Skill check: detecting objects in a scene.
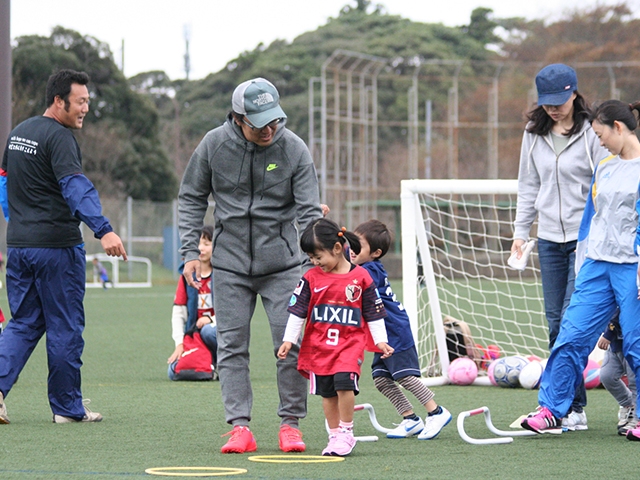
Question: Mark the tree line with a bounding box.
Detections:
[8,1,640,200]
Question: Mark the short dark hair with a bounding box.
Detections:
[300,218,360,255]
[354,219,391,259]
[45,69,90,107]
[201,225,214,241]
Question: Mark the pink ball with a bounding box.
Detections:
[448,357,478,385]
[583,359,601,389]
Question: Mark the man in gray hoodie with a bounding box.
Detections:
[178,78,322,454]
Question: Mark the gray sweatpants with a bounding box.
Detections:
[600,348,637,408]
[213,266,307,426]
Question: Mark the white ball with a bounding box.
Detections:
[448,357,478,385]
[519,360,544,389]
[492,356,528,388]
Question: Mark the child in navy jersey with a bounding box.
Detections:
[278,218,393,456]
[351,219,451,440]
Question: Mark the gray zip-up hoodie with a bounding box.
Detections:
[513,121,609,243]
[178,115,322,276]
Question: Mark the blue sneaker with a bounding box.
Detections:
[386,417,425,438]
[418,407,452,440]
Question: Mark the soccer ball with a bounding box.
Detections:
[492,356,529,388]
[583,359,601,389]
[519,360,544,389]
[448,357,478,385]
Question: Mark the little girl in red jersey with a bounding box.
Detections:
[278,218,393,457]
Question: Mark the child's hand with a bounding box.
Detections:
[196,315,213,329]
[168,344,184,364]
[597,335,610,350]
[377,342,394,359]
[278,342,292,359]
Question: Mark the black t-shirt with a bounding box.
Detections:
[2,116,83,247]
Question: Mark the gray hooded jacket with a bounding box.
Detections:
[178,115,322,276]
[514,121,609,243]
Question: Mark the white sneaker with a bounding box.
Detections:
[618,406,637,435]
[417,407,452,440]
[562,410,587,431]
[386,417,425,438]
[0,391,9,424]
[53,400,102,423]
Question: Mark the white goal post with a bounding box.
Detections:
[86,253,152,288]
[401,179,548,386]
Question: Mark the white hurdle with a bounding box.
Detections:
[325,403,393,442]
[458,406,537,445]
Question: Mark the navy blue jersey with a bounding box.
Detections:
[360,260,415,354]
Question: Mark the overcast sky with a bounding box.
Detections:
[9,0,635,80]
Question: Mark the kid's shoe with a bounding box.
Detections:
[322,434,339,456]
[562,410,588,431]
[328,431,356,457]
[521,406,562,434]
[618,405,636,433]
[53,400,102,423]
[417,407,451,440]
[279,424,306,452]
[0,392,9,424]
[619,407,638,436]
[386,417,425,438]
[626,426,640,441]
[220,426,257,454]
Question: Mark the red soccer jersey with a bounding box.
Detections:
[287,265,386,377]
[173,273,214,318]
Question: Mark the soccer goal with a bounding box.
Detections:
[400,179,548,386]
[86,253,152,288]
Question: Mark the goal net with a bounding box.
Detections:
[400,179,548,386]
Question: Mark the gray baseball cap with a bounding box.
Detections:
[232,78,287,128]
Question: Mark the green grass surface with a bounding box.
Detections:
[0,284,636,479]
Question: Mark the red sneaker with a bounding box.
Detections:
[220,426,257,454]
[279,424,306,452]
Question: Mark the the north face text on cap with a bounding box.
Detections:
[253,92,275,107]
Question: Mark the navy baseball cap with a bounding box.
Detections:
[232,78,287,128]
[535,64,578,106]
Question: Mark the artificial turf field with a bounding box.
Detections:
[0,278,637,479]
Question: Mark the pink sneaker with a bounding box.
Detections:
[220,426,257,454]
[326,431,356,457]
[521,406,562,434]
[279,424,306,452]
[626,426,640,441]
[322,434,338,456]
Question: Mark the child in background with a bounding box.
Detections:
[278,218,393,457]
[168,225,217,380]
[351,219,452,440]
[92,257,112,289]
[597,309,638,435]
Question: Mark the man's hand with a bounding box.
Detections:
[183,259,201,289]
[100,232,127,260]
[321,204,330,217]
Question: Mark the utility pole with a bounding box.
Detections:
[0,0,11,146]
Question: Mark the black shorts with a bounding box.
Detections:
[310,372,360,398]
[371,347,421,380]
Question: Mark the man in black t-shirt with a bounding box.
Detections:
[0,69,127,424]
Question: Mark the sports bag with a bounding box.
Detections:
[173,331,213,381]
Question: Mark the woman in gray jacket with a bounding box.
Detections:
[511,64,608,431]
